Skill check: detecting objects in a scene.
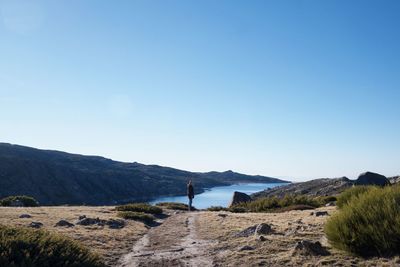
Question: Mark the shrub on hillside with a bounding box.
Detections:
[234,195,320,212]
[155,202,193,211]
[315,195,337,205]
[115,203,162,214]
[207,206,228,212]
[0,195,39,207]
[336,186,372,209]
[325,186,400,257]
[0,224,104,267]
[117,211,155,224]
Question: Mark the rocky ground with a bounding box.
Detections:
[2,206,400,266]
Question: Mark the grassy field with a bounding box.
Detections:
[0,206,147,266]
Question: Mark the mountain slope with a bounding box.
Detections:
[0,143,288,205]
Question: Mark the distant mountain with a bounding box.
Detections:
[0,143,288,205]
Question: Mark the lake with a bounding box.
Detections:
[149,183,288,209]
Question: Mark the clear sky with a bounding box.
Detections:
[1,0,399,181]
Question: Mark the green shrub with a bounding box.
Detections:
[0,195,39,207]
[228,207,247,213]
[316,195,337,205]
[276,204,317,212]
[115,203,162,214]
[234,195,320,212]
[117,211,155,224]
[207,206,228,212]
[155,202,191,211]
[0,224,104,267]
[336,186,372,209]
[325,186,400,257]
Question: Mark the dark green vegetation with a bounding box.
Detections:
[0,195,39,207]
[117,211,155,224]
[0,224,105,267]
[233,195,321,212]
[0,143,287,205]
[155,202,190,210]
[325,185,400,257]
[115,203,162,214]
[207,206,228,212]
[336,186,372,209]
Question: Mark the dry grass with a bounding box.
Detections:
[196,207,400,267]
[0,206,147,266]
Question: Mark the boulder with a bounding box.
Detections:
[315,211,329,217]
[239,245,255,251]
[107,219,125,229]
[19,214,32,218]
[293,240,330,256]
[29,222,43,228]
[228,191,251,207]
[257,235,267,241]
[255,223,273,235]
[76,217,106,226]
[55,220,74,227]
[234,225,258,238]
[78,215,87,220]
[355,172,389,186]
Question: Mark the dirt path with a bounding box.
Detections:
[118,212,214,267]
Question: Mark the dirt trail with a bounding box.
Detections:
[118,212,214,267]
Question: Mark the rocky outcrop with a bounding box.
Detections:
[55,220,74,227]
[229,191,251,207]
[19,214,32,218]
[355,172,389,186]
[28,222,43,228]
[292,240,330,256]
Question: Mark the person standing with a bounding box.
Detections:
[187,180,194,211]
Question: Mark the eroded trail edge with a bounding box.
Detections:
[119,212,214,267]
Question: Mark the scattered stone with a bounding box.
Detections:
[234,225,258,237]
[55,220,74,227]
[325,202,336,207]
[295,219,303,224]
[76,217,106,226]
[315,211,329,217]
[19,214,32,218]
[29,222,43,228]
[228,191,252,207]
[310,212,314,216]
[255,223,273,235]
[218,213,228,218]
[258,235,267,241]
[239,245,255,251]
[78,215,86,220]
[107,219,125,229]
[293,240,330,256]
[355,171,389,186]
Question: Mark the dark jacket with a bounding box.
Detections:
[187,184,194,199]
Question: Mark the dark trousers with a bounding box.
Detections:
[188,197,193,211]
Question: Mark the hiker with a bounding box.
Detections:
[187,180,194,211]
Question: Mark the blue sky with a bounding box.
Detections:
[1,0,399,181]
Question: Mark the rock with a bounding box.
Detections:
[107,219,125,229]
[19,214,32,218]
[255,223,273,235]
[217,213,228,218]
[325,202,336,207]
[315,211,329,217]
[310,212,314,216]
[234,225,258,237]
[29,222,43,228]
[239,245,255,251]
[78,215,86,220]
[258,235,267,241]
[76,217,106,226]
[228,191,252,207]
[293,240,330,256]
[55,220,74,227]
[355,172,389,186]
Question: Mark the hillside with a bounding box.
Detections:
[0,143,287,205]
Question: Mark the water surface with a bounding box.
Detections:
[150,183,288,209]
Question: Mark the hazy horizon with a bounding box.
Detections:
[1,1,400,181]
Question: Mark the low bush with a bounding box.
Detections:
[228,207,247,213]
[117,211,155,224]
[336,186,372,209]
[155,202,192,211]
[315,195,337,205]
[276,204,317,212]
[0,224,104,267]
[234,195,320,212]
[325,186,400,257]
[115,203,162,214]
[0,195,39,207]
[207,206,228,212]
